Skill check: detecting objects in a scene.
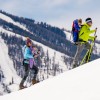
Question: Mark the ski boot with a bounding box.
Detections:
[72,63,79,69]
[19,83,27,90]
[32,79,39,85]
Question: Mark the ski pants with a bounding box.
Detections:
[73,42,91,67]
[20,63,39,85]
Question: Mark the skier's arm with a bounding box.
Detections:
[87,30,95,35]
[89,36,97,41]
[89,36,95,41]
[34,51,40,58]
[89,28,97,39]
[34,54,39,58]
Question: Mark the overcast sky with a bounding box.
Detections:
[0,0,100,30]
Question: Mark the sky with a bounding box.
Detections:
[0,0,100,30]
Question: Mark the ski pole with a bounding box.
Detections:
[86,43,93,63]
[85,28,97,63]
[94,28,97,36]
[80,48,90,65]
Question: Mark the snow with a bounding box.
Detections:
[93,43,100,55]
[7,84,19,92]
[0,59,100,100]
[0,36,21,85]
[64,31,73,42]
[0,85,4,95]
[0,13,30,33]
[0,27,21,37]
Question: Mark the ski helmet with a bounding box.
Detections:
[85,18,92,23]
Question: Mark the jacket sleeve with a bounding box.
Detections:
[89,36,95,41]
[88,30,95,34]
[24,48,33,59]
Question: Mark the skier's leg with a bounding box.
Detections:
[85,42,91,50]
[85,43,92,63]
[20,63,29,89]
[31,65,39,85]
[32,65,39,79]
[72,43,84,68]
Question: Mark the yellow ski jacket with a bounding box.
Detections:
[79,23,95,42]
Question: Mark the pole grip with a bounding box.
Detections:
[95,28,97,36]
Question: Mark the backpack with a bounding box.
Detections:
[72,22,75,34]
[72,21,84,43]
[72,20,80,42]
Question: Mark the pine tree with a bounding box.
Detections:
[52,52,56,76]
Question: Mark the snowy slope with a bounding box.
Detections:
[0,59,100,100]
[64,30,73,41]
[0,13,69,94]
[0,85,4,95]
[0,12,30,33]
[0,36,21,85]
[0,35,21,95]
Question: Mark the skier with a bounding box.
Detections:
[72,19,82,44]
[72,18,97,68]
[20,37,39,89]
